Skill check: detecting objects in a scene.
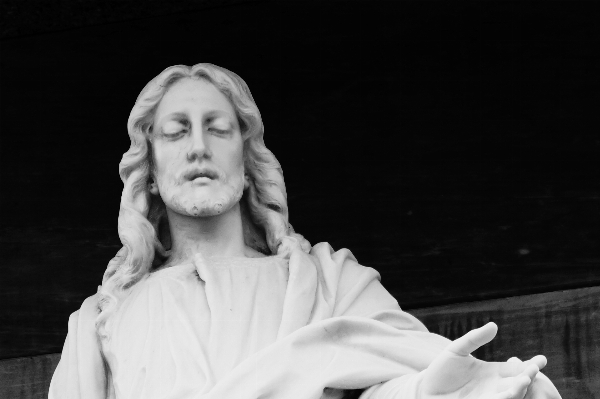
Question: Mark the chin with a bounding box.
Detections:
[167,181,244,218]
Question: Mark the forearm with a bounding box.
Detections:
[359,373,424,399]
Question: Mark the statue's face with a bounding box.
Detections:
[151,78,245,217]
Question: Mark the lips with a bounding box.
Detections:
[184,168,219,181]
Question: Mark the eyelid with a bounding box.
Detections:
[162,119,188,133]
[208,119,231,130]
[208,126,230,134]
[171,119,188,127]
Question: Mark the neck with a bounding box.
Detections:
[165,202,248,265]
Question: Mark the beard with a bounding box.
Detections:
[160,171,245,218]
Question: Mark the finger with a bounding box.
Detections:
[500,359,526,378]
[510,374,532,399]
[445,322,498,356]
[500,355,545,378]
[522,364,540,381]
[507,355,546,373]
[495,374,531,399]
[527,355,547,371]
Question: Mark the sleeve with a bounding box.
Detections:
[310,242,438,335]
[48,294,111,399]
[357,373,424,399]
[309,243,452,399]
[155,243,450,399]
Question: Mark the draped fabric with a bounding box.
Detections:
[49,243,451,399]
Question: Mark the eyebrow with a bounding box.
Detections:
[157,112,188,126]
[158,110,234,125]
[203,109,235,123]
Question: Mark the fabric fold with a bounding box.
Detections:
[198,315,448,399]
[49,243,451,399]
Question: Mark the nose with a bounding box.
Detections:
[187,126,212,162]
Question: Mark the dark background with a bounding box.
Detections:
[1,0,598,359]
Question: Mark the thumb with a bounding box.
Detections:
[446,322,498,356]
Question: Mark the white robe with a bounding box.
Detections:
[49,243,451,399]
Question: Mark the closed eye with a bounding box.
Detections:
[162,120,188,137]
[208,127,230,135]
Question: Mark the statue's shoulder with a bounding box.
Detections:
[309,242,395,316]
[81,292,101,313]
[68,293,101,322]
[61,293,101,338]
[309,242,380,280]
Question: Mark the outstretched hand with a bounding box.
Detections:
[506,357,562,399]
[420,322,558,399]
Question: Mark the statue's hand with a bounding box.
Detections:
[507,357,562,399]
[421,322,547,399]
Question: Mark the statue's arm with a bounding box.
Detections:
[326,250,560,399]
[48,294,110,399]
[357,326,561,399]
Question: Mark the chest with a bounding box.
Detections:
[102,261,290,397]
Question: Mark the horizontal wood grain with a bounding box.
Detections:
[411,286,600,398]
[1,2,599,387]
[0,354,60,399]
[1,287,597,398]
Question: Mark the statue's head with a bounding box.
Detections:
[97,64,309,337]
[148,78,246,221]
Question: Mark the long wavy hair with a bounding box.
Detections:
[96,63,311,340]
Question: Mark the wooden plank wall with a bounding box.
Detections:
[0,354,59,399]
[1,2,598,397]
[412,286,600,398]
[1,286,597,398]
[2,0,599,361]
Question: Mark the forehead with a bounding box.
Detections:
[155,78,235,119]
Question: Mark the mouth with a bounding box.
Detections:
[185,168,219,181]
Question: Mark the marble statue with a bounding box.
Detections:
[49,63,561,399]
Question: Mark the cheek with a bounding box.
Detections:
[234,146,245,169]
[232,139,245,169]
[215,139,245,174]
[153,146,187,181]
